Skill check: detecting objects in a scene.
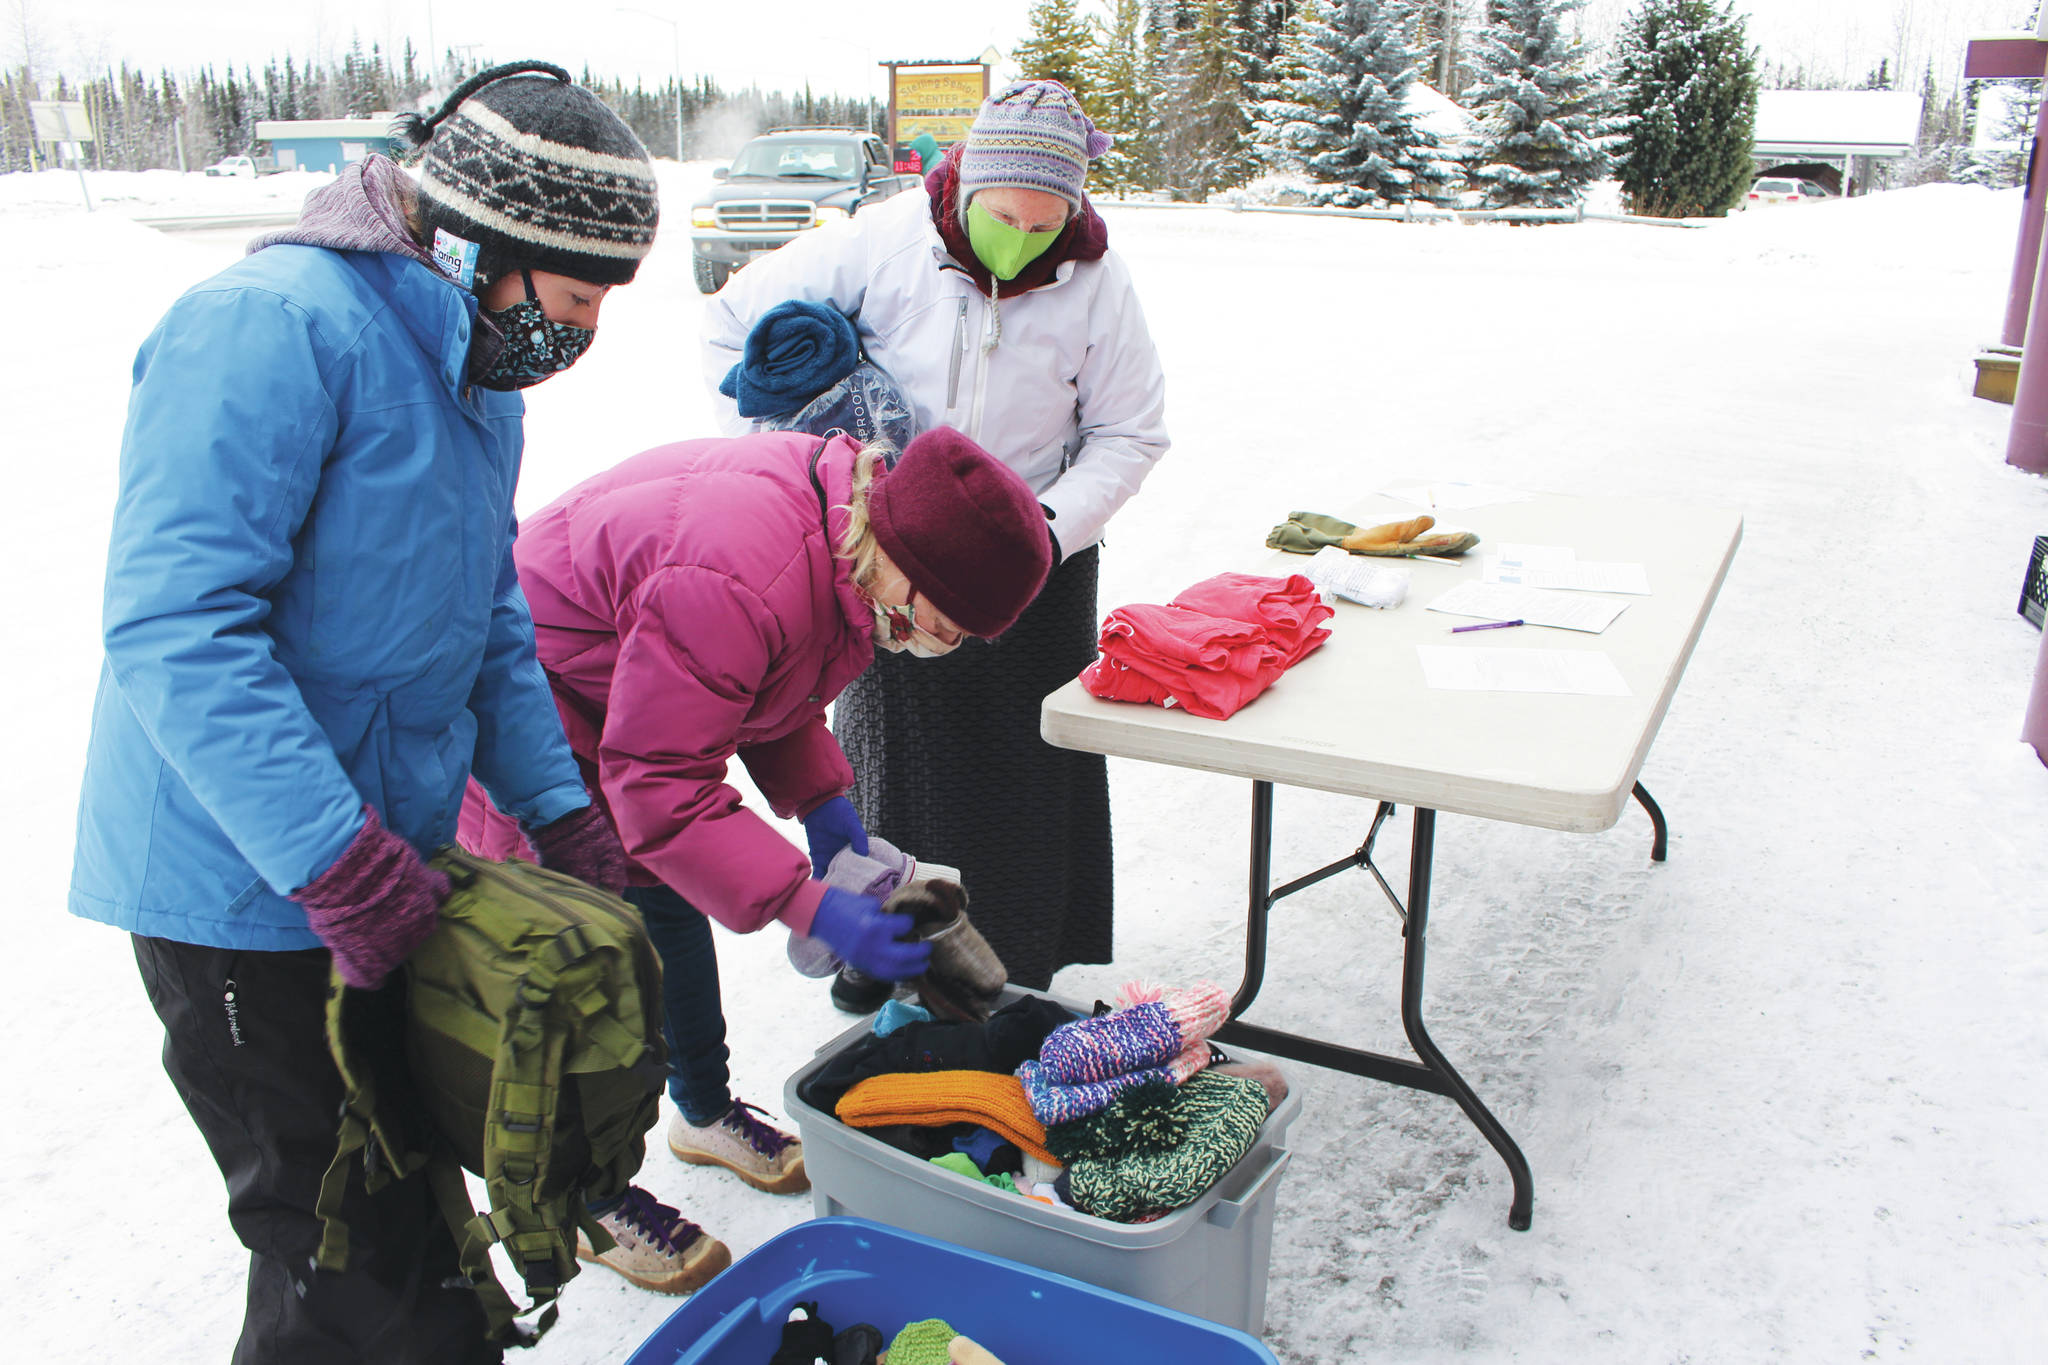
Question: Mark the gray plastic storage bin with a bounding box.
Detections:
[782,992,1301,1337]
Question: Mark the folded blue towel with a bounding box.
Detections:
[719,299,861,418]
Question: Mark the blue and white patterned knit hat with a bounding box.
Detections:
[957,79,1114,211]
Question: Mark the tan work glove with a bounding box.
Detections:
[1267,510,1480,558]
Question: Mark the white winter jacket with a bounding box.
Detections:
[702,186,1169,556]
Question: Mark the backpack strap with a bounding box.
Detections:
[314,968,432,1273]
[479,958,582,1296]
[425,1156,561,1347]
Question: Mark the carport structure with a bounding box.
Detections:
[1967,22,2048,762]
[1751,90,1924,197]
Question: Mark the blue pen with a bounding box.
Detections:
[1449,618,1525,633]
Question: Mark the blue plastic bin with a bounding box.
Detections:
[623,1216,1279,1364]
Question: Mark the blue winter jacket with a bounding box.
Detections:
[69,178,588,951]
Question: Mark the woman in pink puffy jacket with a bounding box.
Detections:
[459,425,1050,1294]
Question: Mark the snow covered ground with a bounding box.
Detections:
[3,162,2044,1363]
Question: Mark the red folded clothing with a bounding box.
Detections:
[1170,572,1333,667]
[1084,604,1284,719]
[1079,573,1332,721]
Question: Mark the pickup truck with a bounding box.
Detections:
[203,153,282,178]
[688,127,915,293]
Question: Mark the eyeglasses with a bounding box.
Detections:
[876,591,964,657]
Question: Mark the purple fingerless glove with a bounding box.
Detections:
[531,802,631,895]
[291,804,449,990]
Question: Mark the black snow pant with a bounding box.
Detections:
[133,935,499,1365]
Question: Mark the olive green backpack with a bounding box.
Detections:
[318,848,667,1345]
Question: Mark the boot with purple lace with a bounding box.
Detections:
[667,1097,808,1194]
[576,1184,731,1295]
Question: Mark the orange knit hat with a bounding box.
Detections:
[834,1070,1056,1165]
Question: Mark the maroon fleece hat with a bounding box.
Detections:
[868,427,1053,638]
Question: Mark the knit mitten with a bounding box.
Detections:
[789,836,924,978]
[1018,1036,1212,1126]
[822,835,916,898]
[1035,982,1230,1085]
[529,802,630,895]
[292,804,448,990]
[884,1319,959,1365]
[888,880,1006,1022]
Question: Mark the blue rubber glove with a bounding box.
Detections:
[801,794,871,879]
[807,888,932,982]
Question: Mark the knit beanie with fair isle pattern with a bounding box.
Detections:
[395,60,658,287]
[956,79,1113,212]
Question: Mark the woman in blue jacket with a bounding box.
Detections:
[68,64,671,1363]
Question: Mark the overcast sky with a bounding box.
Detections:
[10,1,2044,98]
[14,1,1033,97]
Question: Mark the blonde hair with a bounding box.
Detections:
[837,442,892,594]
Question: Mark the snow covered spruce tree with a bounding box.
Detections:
[1251,0,1323,174]
[1150,0,1258,199]
[1610,0,1759,218]
[1084,0,1154,195]
[1461,0,1622,209]
[1014,0,1100,105]
[1255,0,1456,207]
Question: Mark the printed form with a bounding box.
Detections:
[1425,581,1631,633]
[1416,647,1632,696]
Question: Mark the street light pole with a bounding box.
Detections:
[617,7,684,163]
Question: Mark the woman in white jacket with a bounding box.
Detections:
[703,79,1168,1003]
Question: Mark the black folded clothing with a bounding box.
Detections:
[796,993,1076,1114]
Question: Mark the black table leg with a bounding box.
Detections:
[1213,782,1535,1229]
[1633,782,1668,862]
[1396,809,1535,1231]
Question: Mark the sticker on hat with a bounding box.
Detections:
[431,228,479,289]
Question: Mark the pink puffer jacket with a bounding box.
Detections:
[458,431,874,934]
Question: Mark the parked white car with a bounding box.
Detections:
[1744,176,1830,208]
[203,155,257,179]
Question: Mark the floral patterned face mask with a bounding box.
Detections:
[871,596,962,658]
[474,269,595,391]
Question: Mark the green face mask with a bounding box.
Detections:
[966,200,1064,280]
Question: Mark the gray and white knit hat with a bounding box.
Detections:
[957,79,1113,212]
[394,61,659,287]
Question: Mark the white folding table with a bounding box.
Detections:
[1041,486,1742,1229]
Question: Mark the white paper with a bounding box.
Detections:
[1383,481,1536,511]
[1302,544,1410,607]
[1416,646,1633,696]
[1425,581,1631,633]
[1491,543,1578,570]
[1484,557,1652,595]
